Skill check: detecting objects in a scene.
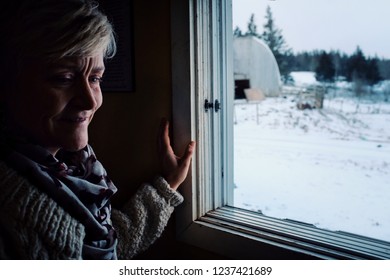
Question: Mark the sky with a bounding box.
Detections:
[232,0,390,59]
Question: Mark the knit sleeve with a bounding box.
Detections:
[111,176,184,259]
[0,162,85,260]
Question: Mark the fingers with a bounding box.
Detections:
[162,118,170,147]
[160,118,195,160]
[182,141,195,163]
[157,118,196,189]
[158,118,171,153]
[178,141,196,180]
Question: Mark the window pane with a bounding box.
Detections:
[231,0,390,242]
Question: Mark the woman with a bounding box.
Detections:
[0,0,195,259]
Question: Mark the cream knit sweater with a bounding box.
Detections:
[0,161,183,259]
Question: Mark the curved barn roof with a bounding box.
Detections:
[233,36,282,97]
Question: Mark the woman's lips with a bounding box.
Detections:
[60,116,90,124]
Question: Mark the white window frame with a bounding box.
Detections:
[170,0,390,260]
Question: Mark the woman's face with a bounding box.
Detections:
[5,54,105,155]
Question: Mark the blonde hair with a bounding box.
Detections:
[1,0,116,65]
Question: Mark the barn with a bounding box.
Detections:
[233,36,282,99]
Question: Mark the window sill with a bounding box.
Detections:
[178,206,390,260]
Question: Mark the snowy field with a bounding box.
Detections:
[233,73,390,242]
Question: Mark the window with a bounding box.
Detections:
[171,0,390,259]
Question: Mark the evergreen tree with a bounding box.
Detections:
[245,14,260,37]
[365,57,382,85]
[294,51,315,71]
[315,51,335,83]
[330,51,349,80]
[378,59,390,80]
[345,46,382,86]
[233,26,243,37]
[346,46,367,82]
[260,5,292,82]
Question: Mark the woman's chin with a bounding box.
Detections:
[60,135,89,152]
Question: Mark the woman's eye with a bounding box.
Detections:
[89,76,103,84]
[49,74,74,85]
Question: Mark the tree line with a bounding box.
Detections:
[234,6,390,86]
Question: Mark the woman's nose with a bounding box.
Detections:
[74,79,100,110]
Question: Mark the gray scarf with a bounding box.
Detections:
[1,140,118,259]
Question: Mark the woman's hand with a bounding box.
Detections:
[158,118,195,191]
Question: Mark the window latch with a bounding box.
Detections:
[204,99,221,113]
[204,99,213,112]
[214,99,221,112]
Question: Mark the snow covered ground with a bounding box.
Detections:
[233,73,390,242]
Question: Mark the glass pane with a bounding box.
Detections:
[231,0,390,242]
